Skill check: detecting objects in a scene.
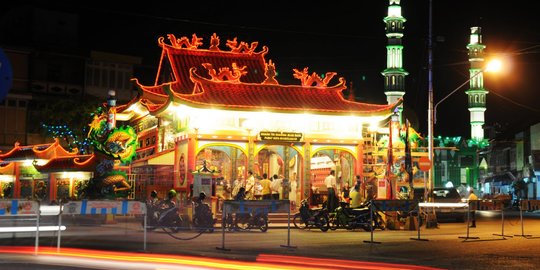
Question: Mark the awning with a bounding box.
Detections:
[483,171,516,185]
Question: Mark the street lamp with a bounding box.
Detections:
[434,59,502,124]
[428,59,501,196]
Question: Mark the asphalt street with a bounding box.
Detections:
[1,210,540,270]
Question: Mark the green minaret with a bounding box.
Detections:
[382,0,408,117]
[466,27,487,142]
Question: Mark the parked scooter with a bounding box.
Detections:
[192,192,216,232]
[224,210,269,232]
[293,199,329,232]
[330,200,385,231]
[144,190,184,233]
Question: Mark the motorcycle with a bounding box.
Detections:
[330,200,385,231]
[293,199,329,232]
[223,210,269,232]
[143,200,184,233]
[192,199,216,232]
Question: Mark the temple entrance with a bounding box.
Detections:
[195,145,247,201]
[254,145,302,207]
[310,149,356,206]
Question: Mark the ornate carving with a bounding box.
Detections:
[167,33,203,49]
[226,37,259,54]
[201,62,247,82]
[292,67,337,87]
[262,60,278,85]
[209,33,220,51]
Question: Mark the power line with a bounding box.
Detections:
[489,90,540,113]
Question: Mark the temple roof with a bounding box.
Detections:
[173,69,399,115]
[34,155,97,173]
[0,139,79,162]
[121,33,400,117]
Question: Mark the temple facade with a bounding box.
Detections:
[116,33,401,206]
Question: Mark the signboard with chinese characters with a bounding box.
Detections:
[259,131,302,142]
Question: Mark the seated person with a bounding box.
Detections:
[349,183,362,208]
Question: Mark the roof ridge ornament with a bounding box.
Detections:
[201,62,247,83]
[262,60,279,85]
[293,67,337,87]
[226,37,259,54]
[209,33,220,51]
[166,33,203,49]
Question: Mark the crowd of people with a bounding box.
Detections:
[216,170,299,209]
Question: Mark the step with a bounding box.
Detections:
[214,212,296,228]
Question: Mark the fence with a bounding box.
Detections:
[61,200,147,250]
[515,199,540,238]
[0,199,42,253]
[218,200,293,251]
[365,200,418,244]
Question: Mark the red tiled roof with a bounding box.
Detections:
[161,42,268,94]
[0,139,78,162]
[168,69,399,116]
[127,33,399,117]
[34,155,97,173]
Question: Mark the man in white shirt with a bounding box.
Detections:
[245,171,256,200]
[324,170,337,211]
[271,174,282,200]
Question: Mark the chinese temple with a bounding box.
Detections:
[115,32,402,205]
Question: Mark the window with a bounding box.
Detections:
[86,60,133,90]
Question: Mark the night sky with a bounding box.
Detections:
[2,0,540,138]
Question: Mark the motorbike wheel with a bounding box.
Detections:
[316,215,329,232]
[293,213,307,230]
[329,213,340,230]
[258,217,268,232]
[194,214,215,233]
[374,213,386,230]
[224,215,235,231]
[160,216,183,234]
[344,217,357,231]
[235,215,251,231]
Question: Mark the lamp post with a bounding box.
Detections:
[427,0,502,200]
[434,60,501,125]
[428,60,501,198]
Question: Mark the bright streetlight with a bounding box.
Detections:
[434,59,502,124]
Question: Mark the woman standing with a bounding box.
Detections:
[289,173,298,210]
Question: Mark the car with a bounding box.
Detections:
[413,187,467,222]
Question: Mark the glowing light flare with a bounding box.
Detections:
[484,59,502,73]
[256,254,442,270]
[128,103,147,116]
[0,175,15,181]
[418,202,468,208]
[0,247,324,270]
[0,226,66,232]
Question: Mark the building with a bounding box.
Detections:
[116,32,401,206]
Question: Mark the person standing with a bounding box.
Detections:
[271,174,282,200]
[324,170,337,211]
[245,171,256,200]
[260,173,272,200]
[289,174,298,210]
[468,188,479,228]
[281,178,290,200]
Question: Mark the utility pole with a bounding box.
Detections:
[426,0,438,228]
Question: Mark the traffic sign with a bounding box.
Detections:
[418,156,431,171]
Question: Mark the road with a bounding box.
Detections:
[1,210,540,270]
